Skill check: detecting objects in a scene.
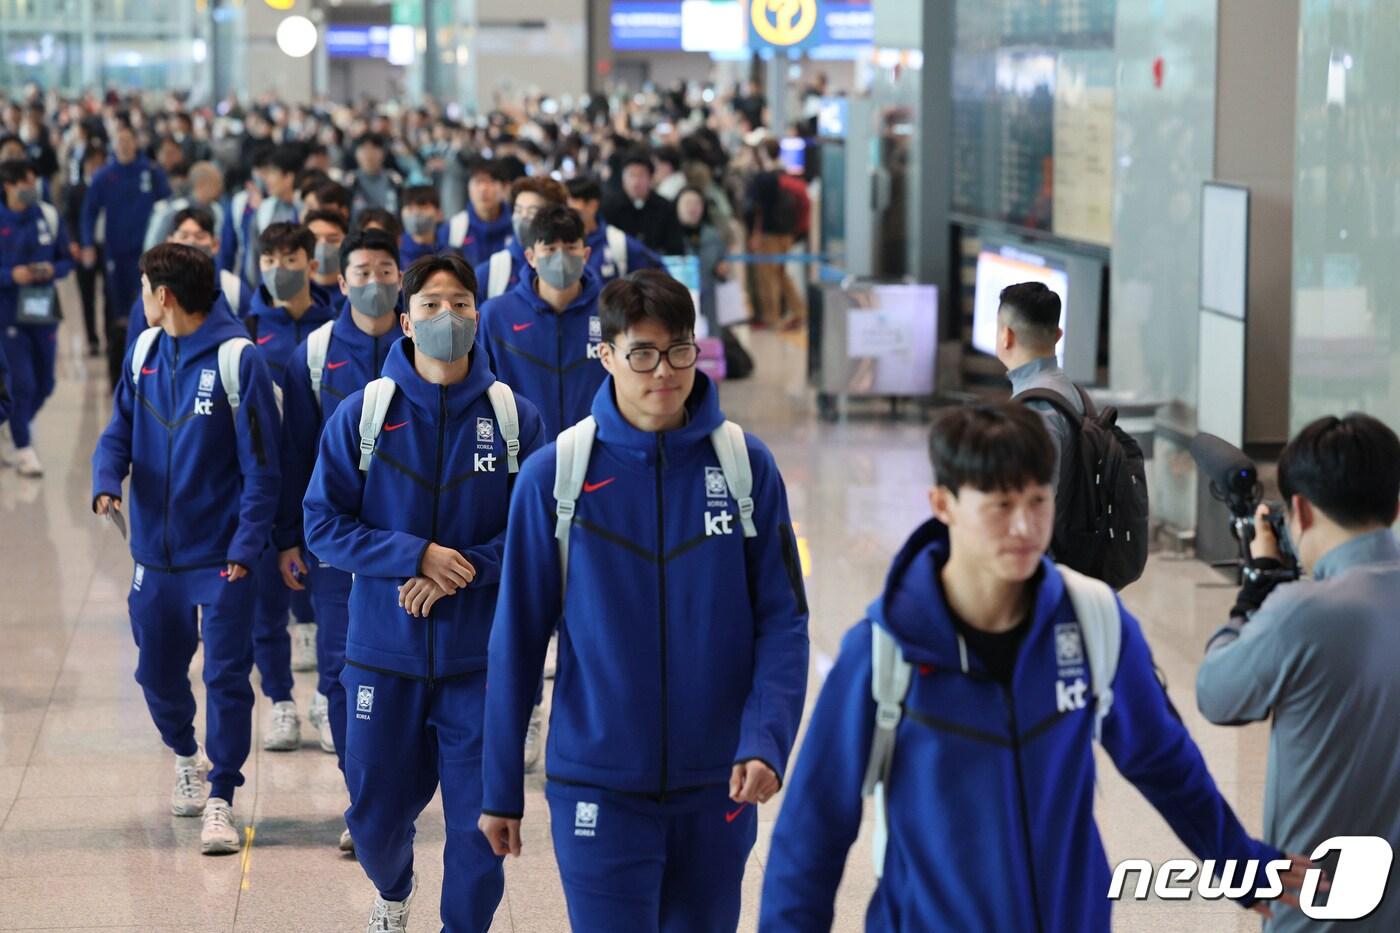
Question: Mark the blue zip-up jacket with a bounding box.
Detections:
[399,228,449,269]
[481,374,810,817]
[759,520,1281,932]
[472,238,528,298]
[476,265,605,440]
[91,307,281,571]
[302,338,546,681]
[447,204,513,267]
[586,220,666,283]
[80,157,169,254]
[243,282,337,389]
[273,307,398,552]
[0,201,74,326]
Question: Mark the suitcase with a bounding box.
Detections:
[696,336,726,382]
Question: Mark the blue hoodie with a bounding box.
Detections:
[302,338,546,681]
[448,203,513,268]
[759,520,1281,932]
[475,265,606,440]
[398,228,449,269]
[0,201,74,326]
[80,157,169,255]
[472,238,528,298]
[91,307,281,571]
[481,374,809,817]
[274,307,399,552]
[586,220,666,284]
[242,282,337,389]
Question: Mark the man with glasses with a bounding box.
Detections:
[473,176,567,301]
[479,270,810,932]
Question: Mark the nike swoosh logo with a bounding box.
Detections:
[325,360,350,370]
[513,322,534,332]
[582,478,615,493]
[256,335,275,345]
[383,421,409,432]
[140,366,158,375]
[219,569,230,578]
[725,804,748,823]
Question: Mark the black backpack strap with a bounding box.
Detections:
[1015,387,1085,429]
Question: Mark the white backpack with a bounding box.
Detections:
[860,565,1122,879]
[355,376,521,474]
[486,248,514,299]
[305,320,336,407]
[551,417,756,588]
[448,210,471,250]
[219,269,243,315]
[130,326,255,420]
[603,225,629,278]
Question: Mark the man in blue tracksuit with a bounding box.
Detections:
[304,253,545,932]
[275,229,402,830]
[399,184,448,269]
[246,222,336,748]
[91,243,280,856]
[444,158,512,267]
[1,158,72,478]
[80,122,169,383]
[472,176,568,301]
[218,143,301,292]
[566,175,666,285]
[479,271,809,932]
[759,403,1308,931]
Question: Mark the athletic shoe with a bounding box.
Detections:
[543,632,557,679]
[523,703,544,772]
[0,428,15,466]
[201,797,240,855]
[291,622,318,671]
[263,700,301,751]
[366,874,416,933]
[171,746,211,816]
[340,826,355,853]
[14,447,42,477]
[310,691,335,753]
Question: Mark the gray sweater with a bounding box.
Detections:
[1197,529,1400,932]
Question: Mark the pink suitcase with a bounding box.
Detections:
[696,336,726,382]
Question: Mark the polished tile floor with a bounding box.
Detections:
[0,304,1271,931]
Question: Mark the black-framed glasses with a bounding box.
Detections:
[612,341,699,373]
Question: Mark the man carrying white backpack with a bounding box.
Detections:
[759,403,1311,932]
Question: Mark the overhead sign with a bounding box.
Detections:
[611,2,684,51]
[747,1,871,52]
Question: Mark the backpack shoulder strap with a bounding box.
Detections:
[606,225,629,277]
[38,201,59,237]
[130,327,162,385]
[306,320,336,408]
[1015,386,1084,429]
[486,382,521,473]
[552,416,598,592]
[488,248,512,299]
[1057,564,1123,742]
[709,420,757,537]
[218,337,252,415]
[357,377,398,472]
[220,269,243,315]
[861,621,913,879]
[449,211,469,247]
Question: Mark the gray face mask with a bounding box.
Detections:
[412,310,477,363]
[404,212,437,237]
[512,216,532,245]
[314,241,341,277]
[348,281,398,319]
[16,186,39,207]
[262,267,307,303]
[535,250,585,290]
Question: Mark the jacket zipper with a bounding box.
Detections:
[555,317,565,432]
[164,340,179,567]
[427,385,446,686]
[1002,684,1046,933]
[656,433,669,800]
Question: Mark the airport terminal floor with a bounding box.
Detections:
[0,291,1272,931]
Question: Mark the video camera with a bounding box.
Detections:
[1189,433,1300,585]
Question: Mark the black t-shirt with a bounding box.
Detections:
[950,611,1029,685]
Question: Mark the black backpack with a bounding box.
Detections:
[1016,386,1149,590]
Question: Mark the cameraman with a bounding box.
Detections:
[1196,413,1400,931]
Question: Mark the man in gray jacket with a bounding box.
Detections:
[1197,413,1400,931]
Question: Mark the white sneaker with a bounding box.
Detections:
[263,700,301,751]
[201,797,240,855]
[171,746,211,817]
[523,703,544,772]
[366,874,416,933]
[340,826,355,853]
[291,622,318,671]
[13,447,42,477]
[543,632,558,679]
[310,691,336,753]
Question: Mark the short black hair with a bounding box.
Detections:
[998,282,1061,348]
[340,228,400,272]
[526,204,585,248]
[927,403,1056,495]
[0,159,35,187]
[654,145,682,170]
[295,168,330,195]
[1278,414,1400,528]
[303,208,349,233]
[258,221,315,259]
[266,143,304,176]
[599,270,695,343]
[169,205,216,237]
[402,185,440,209]
[310,181,352,213]
[140,243,215,314]
[355,132,386,151]
[565,176,601,203]
[465,156,509,182]
[621,149,655,174]
[402,253,478,303]
[353,207,401,240]
[249,142,276,169]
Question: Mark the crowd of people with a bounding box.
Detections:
[2,80,1398,933]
